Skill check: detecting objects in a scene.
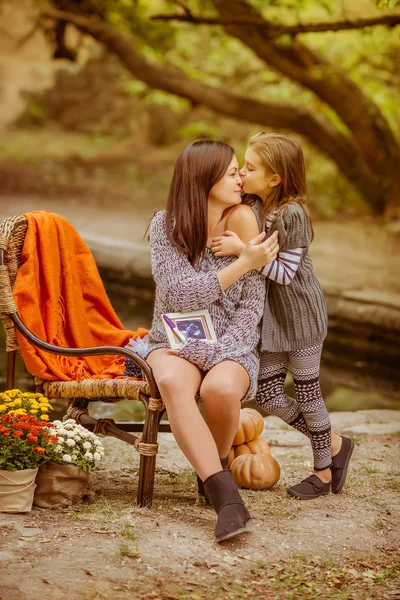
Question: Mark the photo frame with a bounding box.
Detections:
[162,309,218,350]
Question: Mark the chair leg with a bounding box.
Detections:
[136,397,162,508]
[6,350,16,390]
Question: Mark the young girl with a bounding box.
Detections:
[211,132,354,500]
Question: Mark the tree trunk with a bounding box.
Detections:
[213,0,400,215]
[46,3,399,213]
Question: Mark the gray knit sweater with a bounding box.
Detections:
[251,200,327,352]
[145,211,266,400]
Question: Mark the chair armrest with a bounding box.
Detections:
[10,312,160,398]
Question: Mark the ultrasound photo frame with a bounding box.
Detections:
[162,309,218,350]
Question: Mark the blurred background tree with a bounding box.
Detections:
[0,0,399,217]
[30,0,400,215]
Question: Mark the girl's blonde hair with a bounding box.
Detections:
[247,132,313,237]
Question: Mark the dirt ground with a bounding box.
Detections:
[1,193,400,600]
[1,411,399,600]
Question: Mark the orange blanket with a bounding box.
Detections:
[13,211,148,381]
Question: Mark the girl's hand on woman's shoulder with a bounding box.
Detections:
[211,231,245,257]
[240,231,279,270]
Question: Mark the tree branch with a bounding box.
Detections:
[212,0,400,183]
[151,12,400,37]
[41,7,382,210]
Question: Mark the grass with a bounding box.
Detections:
[118,543,140,559]
[385,478,400,492]
[119,522,138,540]
[0,129,119,161]
[373,517,386,530]
[360,462,381,475]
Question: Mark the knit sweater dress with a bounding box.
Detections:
[251,199,327,352]
[145,211,266,400]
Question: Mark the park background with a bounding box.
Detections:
[0,2,399,599]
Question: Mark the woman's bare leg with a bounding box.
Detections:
[147,348,221,481]
[200,361,250,459]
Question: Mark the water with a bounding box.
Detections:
[1,284,399,421]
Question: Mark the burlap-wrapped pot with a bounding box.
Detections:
[33,462,89,508]
[0,468,38,513]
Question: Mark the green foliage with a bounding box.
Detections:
[21,0,400,209]
[376,0,400,7]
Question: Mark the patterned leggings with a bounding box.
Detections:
[257,343,332,471]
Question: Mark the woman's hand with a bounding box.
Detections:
[240,231,279,270]
[210,231,245,257]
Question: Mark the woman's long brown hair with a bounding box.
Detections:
[247,132,314,239]
[165,140,235,265]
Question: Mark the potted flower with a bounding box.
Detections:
[0,413,59,512]
[0,389,53,421]
[34,419,105,508]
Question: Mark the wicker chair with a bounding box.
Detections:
[0,213,170,507]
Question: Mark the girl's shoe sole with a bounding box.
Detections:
[287,489,330,500]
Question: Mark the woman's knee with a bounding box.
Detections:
[200,378,241,407]
[156,372,182,395]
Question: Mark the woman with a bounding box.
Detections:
[146,140,279,543]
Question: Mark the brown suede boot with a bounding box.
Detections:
[203,469,253,543]
[197,456,229,506]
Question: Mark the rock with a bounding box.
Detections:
[14,526,44,537]
[343,423,400,435]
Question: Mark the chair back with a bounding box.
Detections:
[0,214,28,351]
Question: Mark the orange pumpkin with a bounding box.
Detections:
[230,454,280,490]
[232,408,264,446]
[235,438,271,457]
[228,437,271,467]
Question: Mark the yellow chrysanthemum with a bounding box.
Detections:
[0,405,6,411]
[40,407,49,413]
[30,409,38,414]
[12,399,22,407]
[40,414,49,421]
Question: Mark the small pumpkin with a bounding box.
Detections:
[230,454,280,490]
[232,408,265,446]
[235,438,271,458]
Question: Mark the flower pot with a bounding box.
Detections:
[0,468,39,513]
[33,461,90,508]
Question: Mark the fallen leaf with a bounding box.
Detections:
[94,530,113,534]
[39,539,52,543]
[362,570,376,579]
[347,568,360,578]
[332,578,342,589]
[19,536,37,542]
[223,555,237,565]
